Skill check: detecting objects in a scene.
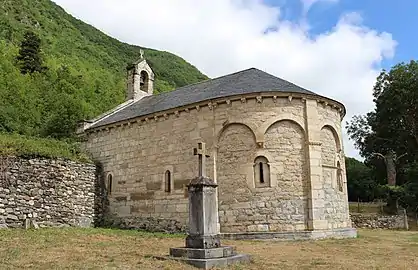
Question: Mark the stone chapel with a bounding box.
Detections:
[78,55,356,240]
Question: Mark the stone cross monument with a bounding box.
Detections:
[193,142,210,177]
[186,142,220,249]
[161,142,251,269]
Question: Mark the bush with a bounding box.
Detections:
[0,133,91,162]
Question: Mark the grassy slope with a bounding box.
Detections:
[0,133,90,162]
[0,228,417,269]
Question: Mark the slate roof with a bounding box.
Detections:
[88,68,334,129]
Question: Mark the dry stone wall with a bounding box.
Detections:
[350,213,407,229]
[0,156,96,229]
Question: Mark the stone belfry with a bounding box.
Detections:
[126,49,155,101]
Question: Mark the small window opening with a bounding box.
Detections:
[165,170,171,193]
[259,162,264,183]
[254,156,270,187]
[337,162,343,192]
[107,174,113,195]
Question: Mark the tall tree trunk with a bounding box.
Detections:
[385,152,396,186]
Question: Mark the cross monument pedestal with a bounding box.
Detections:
[159,142,251,269]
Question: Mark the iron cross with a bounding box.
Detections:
[193,142,210,177]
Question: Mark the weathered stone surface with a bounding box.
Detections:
[103,215,187,233]
[188,176,217,187]
[156,253,251,270]
[130,192,154,201]
[174,179,191,190]
[0,156,96,229]
[188,183,218,237]
[221,227,357,241]
[186,234,221,249]
[146,181,161,191]
[350,213,407,229]
[170,246,235,259]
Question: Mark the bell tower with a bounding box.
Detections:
[126,49,154,101]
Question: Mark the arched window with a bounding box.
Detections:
[140,70,149,92]
[254,156,270,187]
[107,174,113,195]
[165,170,171,193]
[337,161,343,192]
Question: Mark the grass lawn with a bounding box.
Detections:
[0,228,417,270]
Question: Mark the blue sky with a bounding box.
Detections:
[265,0,417,70]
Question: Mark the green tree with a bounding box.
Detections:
[345,157,377,201]
[42,92,85,139]
[15,31,47,74]
[347,60,418,186]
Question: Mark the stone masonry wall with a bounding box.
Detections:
[350,213,407,229]
[319,126,349,229]
[84,93,350,233]
[0,156,96,229]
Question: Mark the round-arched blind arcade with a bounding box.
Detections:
[320,126,339,167]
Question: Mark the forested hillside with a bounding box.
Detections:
[0,0,208,138]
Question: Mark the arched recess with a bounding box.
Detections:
[320,125,340,166]
[264,119,306,150]
[257,114,305,144]
[217,123,258,227]
[264,120,309,230]
[320,123,342,152]
[216,122,258,147]
[140,70,149,92]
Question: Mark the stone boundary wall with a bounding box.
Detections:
[350,213,407,229]
[0,156,97,229]
[102,215,187,233]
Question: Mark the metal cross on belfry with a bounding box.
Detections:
[193,142,210,177]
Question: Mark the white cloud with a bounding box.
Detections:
[53,0,397,160]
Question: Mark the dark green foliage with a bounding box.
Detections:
[15,31,47,74]
[346,157,418,213]
[346,61,418,212]
[347,61,418,163]
[0,133,90,162]
[345,157,377,202]
[0,0,208,139]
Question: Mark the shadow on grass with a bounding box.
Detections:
[0,227,186,241]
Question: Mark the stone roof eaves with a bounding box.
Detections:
[84,91,346,133]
